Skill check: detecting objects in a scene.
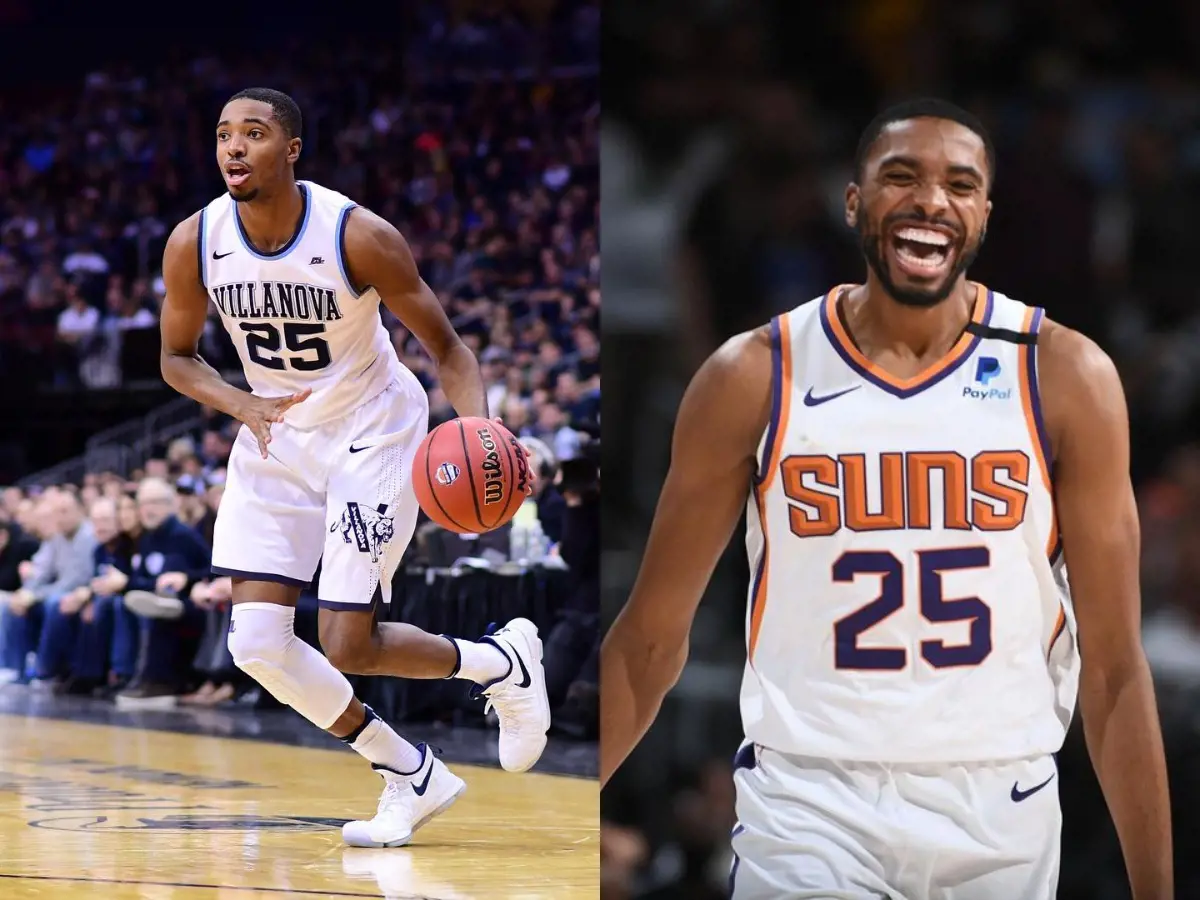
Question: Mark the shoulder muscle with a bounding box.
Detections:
[162,212,204,292]
[676,326,774,472]
[1038,319,1128,465]
[160,212,213,354]
[341,206,417,294]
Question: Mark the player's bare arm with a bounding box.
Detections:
[1040,320,1173,900]
[160,213,310,458]
[342,207,487,420]
[600,327,773,786]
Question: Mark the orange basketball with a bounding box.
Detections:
[412,417,530,534]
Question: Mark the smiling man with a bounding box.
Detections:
[601,98,1173,899]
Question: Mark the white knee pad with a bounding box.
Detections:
[228,602,354,730]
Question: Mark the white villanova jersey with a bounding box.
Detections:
[198,180,403,429]
[742,283,1079,764]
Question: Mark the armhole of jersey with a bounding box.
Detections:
[197,208,208,290]
[754,314,792,491]
[1018,305,1060,562]
[1020,306,1052,480]
[336,203,362,299]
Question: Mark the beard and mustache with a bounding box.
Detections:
[856,211,986,308]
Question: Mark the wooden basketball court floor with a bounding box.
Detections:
[0,712,598,898]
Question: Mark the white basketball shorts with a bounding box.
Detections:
[212,374,429,610]
[730,744,1061,900]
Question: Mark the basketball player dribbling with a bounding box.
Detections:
[601,99,1173,899]
[158,88,551,847]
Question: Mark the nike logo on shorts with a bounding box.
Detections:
[1010,774,1054,802]
[803,386,861,407]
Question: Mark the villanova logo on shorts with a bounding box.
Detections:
[962,356,1012,400]
[331,502,395,563]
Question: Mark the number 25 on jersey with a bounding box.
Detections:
[781,450,1031,671]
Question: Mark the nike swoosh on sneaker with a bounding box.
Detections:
[803,386,861,407]
[512,648,532,688]
[1010,774,1054,802]
[412,759,433,796]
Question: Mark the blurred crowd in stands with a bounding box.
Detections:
[0,2,599,739]
[0,420,600,731]
[603,0,1200,897]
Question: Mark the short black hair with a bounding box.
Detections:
[854,98,995,188]
[226,87,302,140]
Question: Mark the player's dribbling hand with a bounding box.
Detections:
[491,415,535,496]
[237,388,312,459]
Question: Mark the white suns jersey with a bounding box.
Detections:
[741,284,1079,764]
[198,180,403,429]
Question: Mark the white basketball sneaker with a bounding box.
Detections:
[341,744,466,848]
[476,617,552,773]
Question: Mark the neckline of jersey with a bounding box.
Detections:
[818,282,994,399]
[232,181,312,260]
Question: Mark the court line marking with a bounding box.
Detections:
[0,709,597,781]
[0,872,411,898]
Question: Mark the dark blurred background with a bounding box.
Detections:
[601,0,1200,897]
[0,4,599,481]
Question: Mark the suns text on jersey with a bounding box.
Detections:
[778,450,1031,536]
[209,281,344,322]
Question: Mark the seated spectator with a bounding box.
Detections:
[40,496,139,696]
[1,490,96,686]
[115,477,212,708]
[535,401,583,461]
[0,518,38,595]
[542,453,600,739]
[183,575,240,706]
[0,518,39,681]
[520,436,566,545]
[54,280,101,387]
[108,278,155,331]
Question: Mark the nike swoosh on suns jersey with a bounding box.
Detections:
[1010,774,1054,802]
[803,385,861,407]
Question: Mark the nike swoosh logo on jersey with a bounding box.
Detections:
[803,386,861,407]
[1010,774,1054,802]
[348,444,370,454]
[412,756,433,796]
[212,250,235,259]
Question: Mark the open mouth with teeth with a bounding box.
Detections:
[225,164,251,187]
[889,225,956,278]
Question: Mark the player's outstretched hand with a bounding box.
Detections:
[237,388,312,459]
